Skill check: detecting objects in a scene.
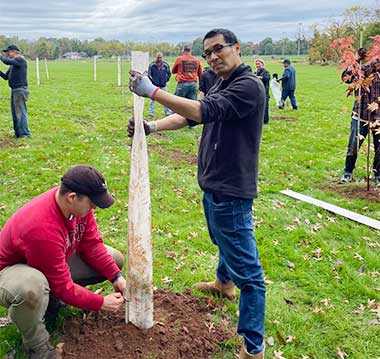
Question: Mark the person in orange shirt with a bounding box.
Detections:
[172,45,202,100]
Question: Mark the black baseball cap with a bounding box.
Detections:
[61,165,114,208]
[3,45,21,52]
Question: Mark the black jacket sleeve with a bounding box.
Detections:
[0,56,23,67]
[0,69,9,80]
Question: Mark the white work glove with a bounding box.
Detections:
[129,70,159,99]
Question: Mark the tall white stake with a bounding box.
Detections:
[44,58,49,80]
[36,57,40,85]
[117,56,121,86]
[93,56,97,81]
[127,51,153,330]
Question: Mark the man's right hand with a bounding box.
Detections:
[128,119,156,137]
[129,70,158,98]
[101,293,125,311]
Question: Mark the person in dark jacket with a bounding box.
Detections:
[148,52,171,117]
[254,58,270,123]
[199,67,218,97]
[340,48,380,185]
[278,58,297,110]
[129,28,266,359]
[0,45,31,138]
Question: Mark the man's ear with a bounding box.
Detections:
[66,192,77,204]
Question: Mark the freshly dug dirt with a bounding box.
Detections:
[321,183,380,201]
[60,289,233,359]
[0,137,18,149]
[271,116,298,122]
[151,144,197,165]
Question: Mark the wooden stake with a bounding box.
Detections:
[93,56,97,81]
[127,51,153,329]
[36,57,40,85]
[281,189,380,230]
[117,56,121,86]
[44,58,49,80]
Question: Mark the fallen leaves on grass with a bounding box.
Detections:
[337,347,347,359]
[276,330,287,345]
[267,336,275,346]
[312,248,323,260]
[354,252,364,261]
[273,350,287,359]
[287,261,296,271]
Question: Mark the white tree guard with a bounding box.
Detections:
[126,51,153,329]
[44,58,49,80]
[36,58,40,85]
[93,56,97,81]
[117,56,121,86]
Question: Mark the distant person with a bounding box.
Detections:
[340,48,380,185]
[148,52,171,117]
[270,73,282,108]
[0,45,31,138]
[172,45,202,100]
[199,66,218,97]
[0,165,126,359]
[254,59,270,124]
[278,59,297,110]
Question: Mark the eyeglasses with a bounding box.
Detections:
[202,42,236,59]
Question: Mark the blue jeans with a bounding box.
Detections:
[344,118,380,176]
[149,86,170,116]
[175,81,197,100]
[11,87,31,138]
[281,89,297,109]
[202,192,265,354]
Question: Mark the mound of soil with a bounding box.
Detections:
[321,183,380,201]
[60,289,233,359]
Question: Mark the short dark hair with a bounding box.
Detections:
[203,28,238,45]
[283,59,291,65]
[59,183,85,199]
[183,45,191,52]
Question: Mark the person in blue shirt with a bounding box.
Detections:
[278,59,297,110]
[148,52,171,117]
[0,45,31,138]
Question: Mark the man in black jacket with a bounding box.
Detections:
[129,28,266,359]
[0,45,31,138]
[199,67,218,97]
[148,52,171,117]
[254,59,270,124]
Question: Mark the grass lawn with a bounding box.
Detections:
[0,57,379,359]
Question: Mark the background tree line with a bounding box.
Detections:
[309,6,380,63]
[0,5,377,61]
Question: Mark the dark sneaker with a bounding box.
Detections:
[27,342,59,359]
[340,174,353,183]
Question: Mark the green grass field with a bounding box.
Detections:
[0,58,379,359]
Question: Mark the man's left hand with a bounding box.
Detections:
[113,276,127,301]
[129,70,158,99]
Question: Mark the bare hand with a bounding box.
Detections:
[113,276,127,300]
[101,293,125,311]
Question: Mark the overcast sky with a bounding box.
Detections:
[0,0,376,43]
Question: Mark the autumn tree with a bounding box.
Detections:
[332,35,380,189]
